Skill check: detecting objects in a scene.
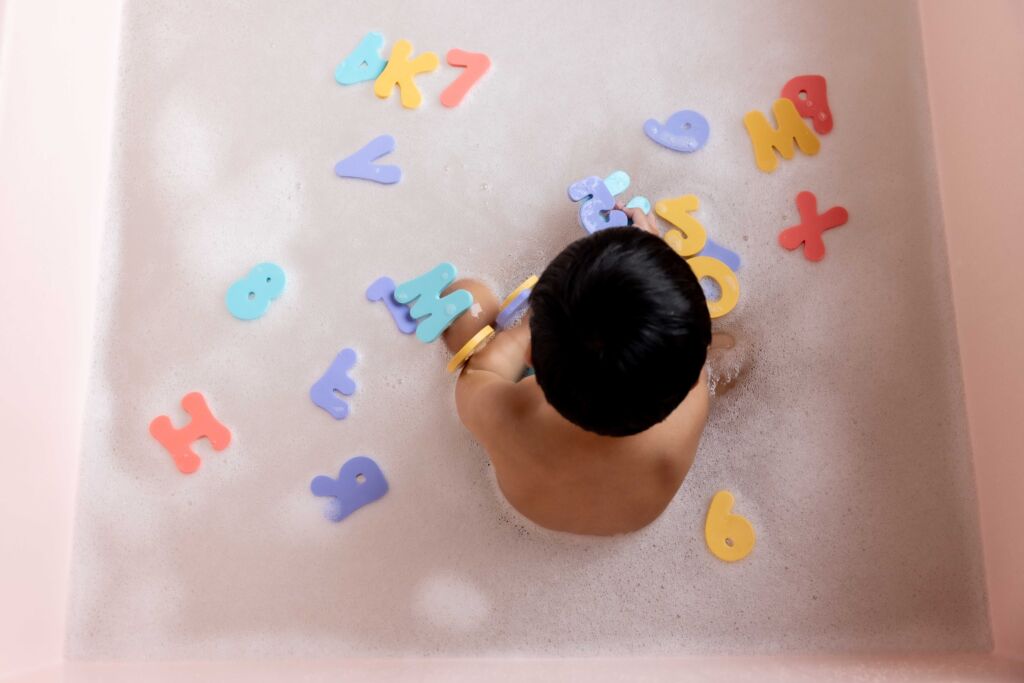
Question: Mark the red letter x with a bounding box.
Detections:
[778,191,849,262]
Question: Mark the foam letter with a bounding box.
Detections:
[601,170,650,217]
[366,276,417,334]
[781,74,833,134]
[742,98,821,173]
[643,110,710,153]
[373,39,439,109]
[311,456,388,522]
[310,348,357,420]
[149,392,231,474]
[603,170,631,197]
[625,196,651,214]
[700,238,742,272]
[334,32,388,85]
[778,191,849,261]
[393,263,473,343]
[440,48,491,108]
[334,134,401,184]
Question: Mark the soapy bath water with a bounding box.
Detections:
[66,0,989,659]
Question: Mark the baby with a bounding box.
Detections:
[442,205,712,535]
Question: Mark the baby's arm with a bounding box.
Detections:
[464,320,530,381]
[454,322,532,442]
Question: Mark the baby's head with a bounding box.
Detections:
[529,228,711,437]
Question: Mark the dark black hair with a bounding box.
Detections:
[529,228,711,437]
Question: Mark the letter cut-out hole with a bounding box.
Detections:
[700,277,722,301]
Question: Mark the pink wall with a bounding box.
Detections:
[918,0,1024,661]
[0,0,121,677]
[0,0,1022,677]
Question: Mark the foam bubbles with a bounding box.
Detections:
[413,572,491,632]
[706,331,754,397]
[151,93,221,199]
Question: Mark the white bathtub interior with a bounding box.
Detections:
[65,0,991,659]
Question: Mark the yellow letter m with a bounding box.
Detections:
[743,98,821,173]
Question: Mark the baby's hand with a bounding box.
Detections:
[616,201,659,236]
[706,331,751,397]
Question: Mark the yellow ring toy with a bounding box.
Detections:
[446,325,496,374]
[500,275,539,311]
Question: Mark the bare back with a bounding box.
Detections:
[445,278,710,536]
[459,368,709,536]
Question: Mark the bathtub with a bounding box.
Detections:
[1,0,1022,680]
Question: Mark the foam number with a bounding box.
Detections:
[335,32,388,85]
[310,456,389,522]
[334,134,401,185]
[643,109,710,153]
[778,191,849,262]
[225,263,285,321]
[568,176,628,234]
[149,392,231,474]
[373,39,439,109]
[688,256,739,319]
[655,195,708,257]
[705,490,756,562]
[309,348,357,420]
[781,74,833,134]
[440,48,491,108]
[394,263,473,343]
[743,98,821,173]
[656,195,741,271]
[366,276,417,334]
